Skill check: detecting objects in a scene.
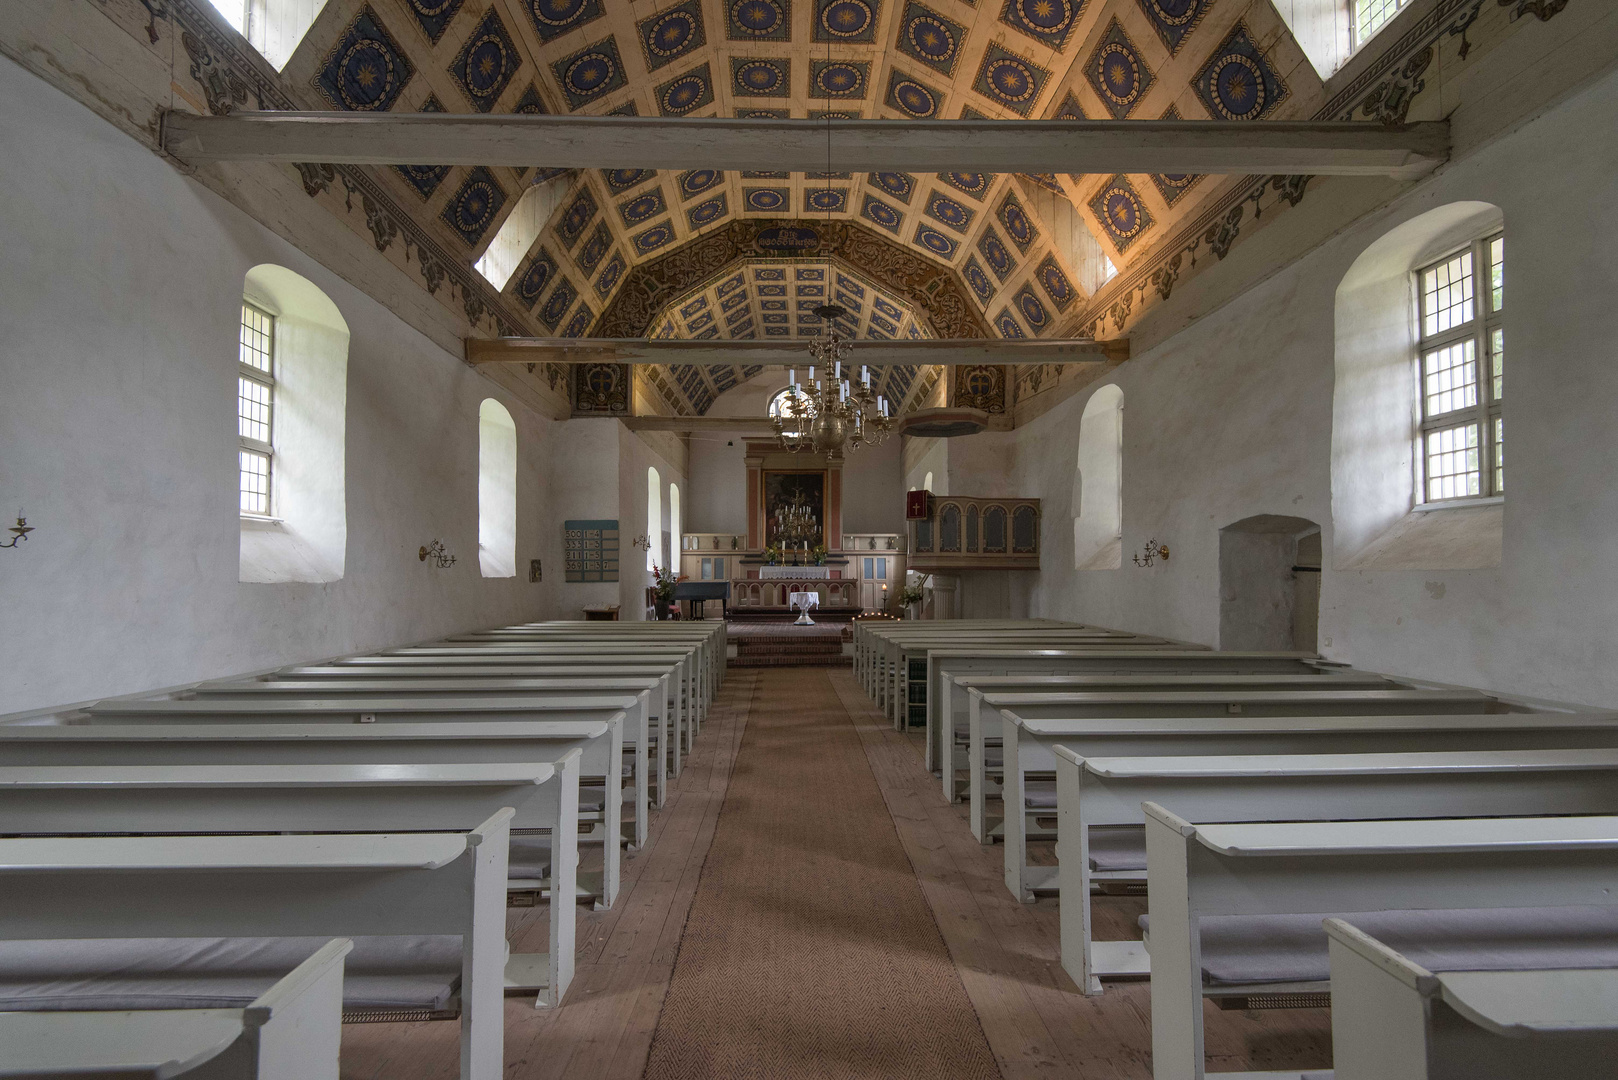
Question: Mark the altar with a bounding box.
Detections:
[760,566,830,580]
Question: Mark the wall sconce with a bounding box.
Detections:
[0,514,32,550]
[419,540,456,568]
[1133,539,1170,567]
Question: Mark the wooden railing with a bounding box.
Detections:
[907,496,1040,572]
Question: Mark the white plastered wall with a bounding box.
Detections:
[1011,60,1618,707]
[0,55,567,715]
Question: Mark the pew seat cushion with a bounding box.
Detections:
[1088,827,1146,873]
[1139,906,1618,987]
[0,936,461,1011]
[508,836,552,881]
[1024,782,1058,811]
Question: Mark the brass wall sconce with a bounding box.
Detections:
[1133,539,1170,567]
[0,515,32,550]
[419,540,456,568]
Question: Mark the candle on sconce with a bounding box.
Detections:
[834,361,841,380]
[861,365,869,385]
[788,368,795,389]
[808,366,815,383]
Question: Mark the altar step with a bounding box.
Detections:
[730,634,851,668]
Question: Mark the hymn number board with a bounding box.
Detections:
[564,519,620,582]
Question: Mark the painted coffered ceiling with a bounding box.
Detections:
[160,0,1333,415]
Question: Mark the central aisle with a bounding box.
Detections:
[642,669,1000,1079]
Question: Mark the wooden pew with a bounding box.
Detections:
[278,659,692,772]
[0,812,516,1080]
[387,639,710,719]
[1054,747,1618,993]
[0,938,353,1080]
[1325,917,1618,1080]
[462,622,725,700]
[926,650,1335,775]
[0,720,629,909]
[852,619,1070,691]
[191,676,674,807]
[869,628,1180,727]
[936,670,1396,802]
[975,686,1514,854]
[352,647,703,749]
[1142,807,1618,1080]
[80,694,651,854]
[0,756,581,1006]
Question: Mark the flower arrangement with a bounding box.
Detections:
[763,544,783,565]
[810,543,828,565]
[898,583,925,607]
[651,563,678,600]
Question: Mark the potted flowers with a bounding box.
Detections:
[763,544,782,566]
[651,563,678,620]
[811,543,828,566]
[899,582,925,620]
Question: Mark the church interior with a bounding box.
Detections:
[4,0,1618,1076]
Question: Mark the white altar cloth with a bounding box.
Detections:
[761,566,830,579]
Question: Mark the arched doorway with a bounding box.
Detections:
[1218,515,1322,651]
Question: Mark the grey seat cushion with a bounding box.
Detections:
[0,936,462,1012]
[1088,827,1146,873]
[1024,782,1057,811]
[1139,906,1618,987]
[508,835,552,881]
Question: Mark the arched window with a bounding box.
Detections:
[923,471,934,493]
[668,482,682,565]
[477,399,517,578]
[646,466,662,571]
[1332,201,1504,570]
[1073,384,1123,570]
[769,387,810,437]
[238,264,348,584]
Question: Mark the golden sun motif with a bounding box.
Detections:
[1225,71,1251,102]
[1107,60,1128,87]
[478,55,496,77]
[1032,0,1054,16]
[354,63,378,88]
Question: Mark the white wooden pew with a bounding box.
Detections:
[190,677,673,807]
[0,938,351,1080]
[1144,807,1618,1080]
[0,720,628,909]
[0,813,515,1080]
[344,648,702,750]
[384,642,706,722]
[1326,917,1618,1080]
[277,660,691,771]
[975,687,1511,852]
[873,630,1179,727]
[937,671,1395,802]
[852,619,1070,693]
[80,694,651,853]
[0,756,582,1006]
[459,624,724,702]
[926,651,1340,774]
[1056,748,1618,993]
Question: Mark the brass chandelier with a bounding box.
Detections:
[771,304,896,457]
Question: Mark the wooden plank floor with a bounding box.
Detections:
[338,666,1333,1079]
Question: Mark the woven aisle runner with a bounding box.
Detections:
[643,668,1001,1079]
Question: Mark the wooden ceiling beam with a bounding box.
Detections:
[163,112,1448,179]
[465,337,1129,366]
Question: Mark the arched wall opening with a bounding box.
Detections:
[238,263,349,584]
[477,398,517,578]
[1218,515,1322,651]
[668,482,681,567]
[1073,384,1124,571]
[646,466,662,570]
[1331,200,1504,571]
